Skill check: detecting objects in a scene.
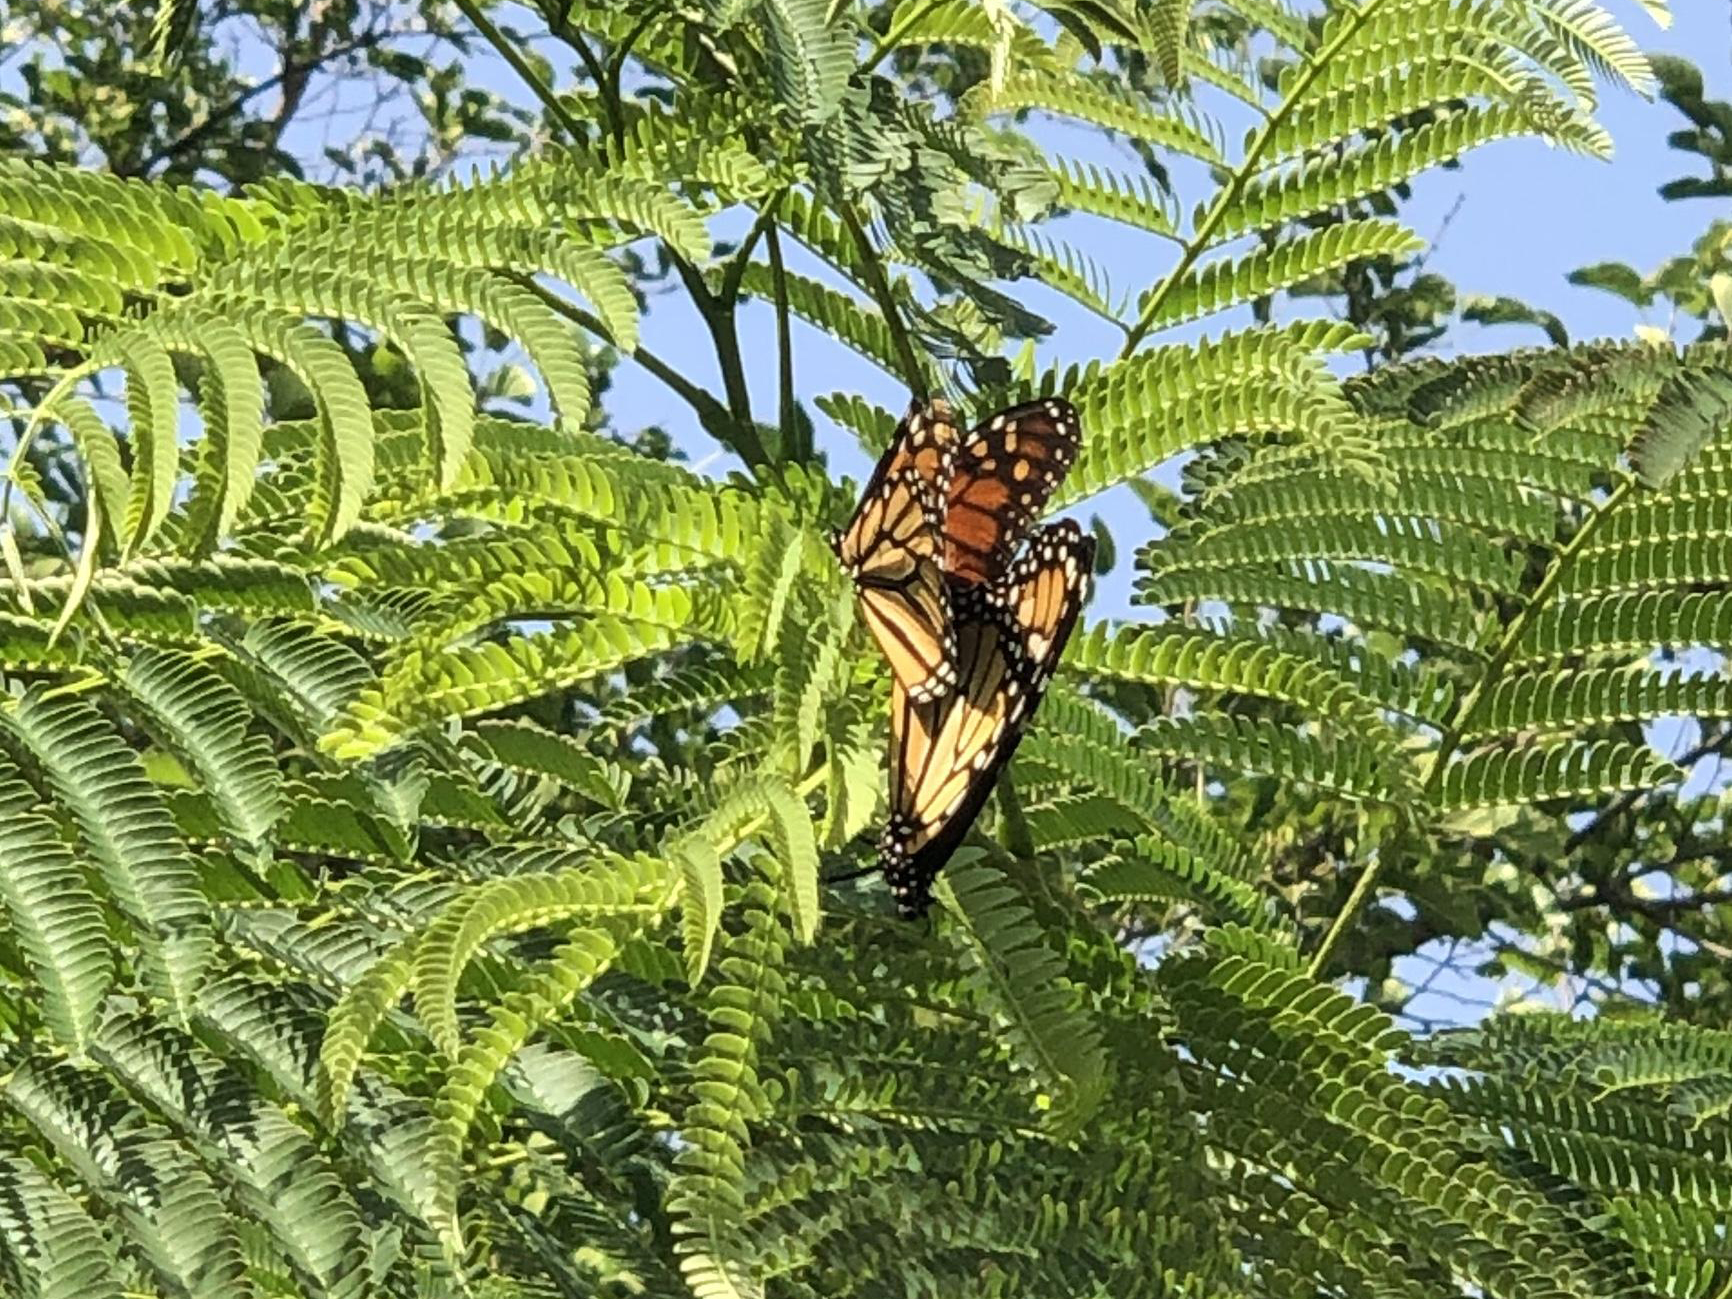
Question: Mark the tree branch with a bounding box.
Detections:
[525,281,735,436]
[862,0,947,75]
[766,222,800,459]
[473,2,766,466]
[1559,880,1732,916]
[1563,724,1732,853]
[124,29,395,176]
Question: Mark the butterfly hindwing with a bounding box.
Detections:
[833,399,962,702]
[944,397,1082,586]
[880,519,1096,917]
[853,469,958,703]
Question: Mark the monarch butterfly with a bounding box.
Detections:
[943,397,1081,586]
[832,394,1080,698]
[880,519,1096,917]
[830,399,963,702]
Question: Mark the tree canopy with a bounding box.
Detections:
[0,1,1730,1296]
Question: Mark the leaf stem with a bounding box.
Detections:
[527,282,735,436]
[996,780,1035,859]
[498,2,764,465]
[837,201,927,397]
[720,195,785,306]
[454,0,587,143]
[606,3,672,110]
[718,767,831,862]
[1119,2,1382,358]
[863,0,947,74]
[1307,475,1639,978]
[766,224,802,459]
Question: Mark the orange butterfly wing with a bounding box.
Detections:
[881,519,1095,917]
[832,400,963,702]
[944,398,1082,586]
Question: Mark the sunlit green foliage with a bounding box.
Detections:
[0,1,1728,1296]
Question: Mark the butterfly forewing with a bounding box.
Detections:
[944,397,1082,586]
[881,519,1096,917]
[833,399,962,702]
[834,398,959,565]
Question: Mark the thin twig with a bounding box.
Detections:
[554,13,621,146]
[524,280,734,433]
[862,0,947,75]
[720,197,785,305]
[1119,0,1384,357]
[1559,881,1732,916]
[1414,193,1467,272]
[1563,724,1732,852]
[766,223,799,458]
[124,30,397,176]
[481,3,767,465]
[837,201,926,397]
[606,2,673,111]
[454,0,587,142]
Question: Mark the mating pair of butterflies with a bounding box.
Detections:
[831,395,1094,917]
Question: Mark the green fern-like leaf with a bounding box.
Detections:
[0,1154,124,1299]
[117,646,282,847]
[0,688,211,1020]
[1064,322,1372,503]
[317,930,419,1126]
[1217,105,1609,242]
[1042,155,1179,238]
[769,587,850,777]
[410,854,674,1061]
[426,924,624,1260]
[1141,221,1426,332]
[1138,713,1416,806]
[1630,362,1732,488]
[939,858,1106,1128]
[0,765,111,1054]
[1137,560,1486,654]
[7,1058,249,1298]
[757,0,855,126]
[758,778,820,944]
[466,717,629,810]
[1080,835,1278,929]
[1069,622,1399,746]
[324,593,718,760]
[1518,590,1732,661]
[1467,664,1732,737]
[1435,738,1682,809]
[967,72,1223,162]
[93,1008,370,1297]
[1019,685,1259,881]
[674,835,725,985]
[668,879,786,1299]
[1533,0,1655,98]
